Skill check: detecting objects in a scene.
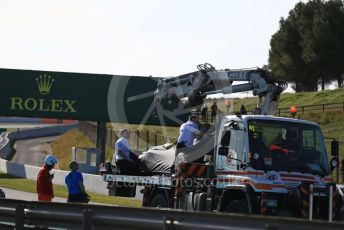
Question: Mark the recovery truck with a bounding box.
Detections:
[103,63,344,220]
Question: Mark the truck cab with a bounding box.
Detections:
[214,115,338,218]
[216,115,330,183]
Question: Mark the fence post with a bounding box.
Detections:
[15,203,24,230]
[302,106,305,113]
[128,129,131,146]
[136,130,140,152]
[96,121,107,164]
[113,130,117,143]
[308,184,314,221]
[82,209,93,230]
[328,184,334,223]
[108,129,112,148]
[155,133,158,146]
[146,130,150,150]
[343,102,344,112]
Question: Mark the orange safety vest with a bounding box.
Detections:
[269,144,289,154]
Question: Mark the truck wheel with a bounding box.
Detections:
[224,199,249,214]
[149,193,168,208]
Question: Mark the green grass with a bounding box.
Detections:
[301,112,344,182]
[51,129,95,170]
[51,129,114,170]
[210,88,344,113]
[0,173,141,207]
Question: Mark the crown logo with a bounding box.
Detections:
[36,74,54,95]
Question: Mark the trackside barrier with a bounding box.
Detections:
[301,183,337,222]
[0,199,344,230]
[0,158,109,195]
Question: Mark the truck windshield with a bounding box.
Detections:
[248,120,329,176]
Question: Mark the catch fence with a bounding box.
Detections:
[79,122,177,152]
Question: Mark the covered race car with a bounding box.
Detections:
[139,132,215,175]
[139,143,176,175]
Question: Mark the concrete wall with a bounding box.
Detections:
[0,158,108,195]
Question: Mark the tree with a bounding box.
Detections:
[269,1,319,92]
[311,0,344,88]
[269,0,344,91]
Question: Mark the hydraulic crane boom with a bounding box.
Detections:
[154,63,287,115]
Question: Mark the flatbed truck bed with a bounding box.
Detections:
[103,174,172,187]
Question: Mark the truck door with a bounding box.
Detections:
[216,121,245,171]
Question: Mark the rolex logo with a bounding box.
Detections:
[36,74,54,95]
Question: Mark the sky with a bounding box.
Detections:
[0,0,304,79]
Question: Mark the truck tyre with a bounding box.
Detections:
[149,193,168,208]
[224,199,249,214]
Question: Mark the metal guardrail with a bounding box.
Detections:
[0,198,343,230]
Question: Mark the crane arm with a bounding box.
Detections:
[154,63,287,115]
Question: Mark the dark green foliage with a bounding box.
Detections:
[269,0,344,92]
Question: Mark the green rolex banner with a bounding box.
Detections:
[0,68,188,126]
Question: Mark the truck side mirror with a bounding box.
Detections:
[330,156,339,172]
[218,146,229,156]
[331,140,339,156]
